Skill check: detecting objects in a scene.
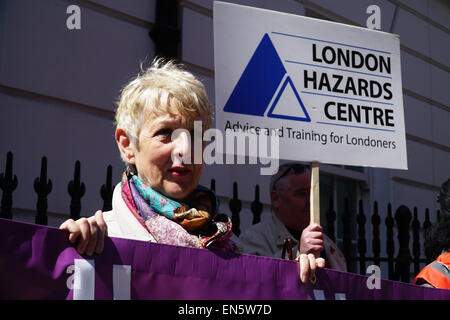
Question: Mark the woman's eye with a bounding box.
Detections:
[155,128,173,136]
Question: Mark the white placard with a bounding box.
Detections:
[214,2,407,170]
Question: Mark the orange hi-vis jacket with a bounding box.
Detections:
[414,252,450,289]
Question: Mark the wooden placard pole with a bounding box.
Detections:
[310,162,320,226]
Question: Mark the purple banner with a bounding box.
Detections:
[0,218,449,300]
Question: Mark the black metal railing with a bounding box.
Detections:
[0,152,114,223]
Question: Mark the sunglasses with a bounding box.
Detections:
[271,163,306,191]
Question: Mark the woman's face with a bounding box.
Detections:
[127,109,206,201]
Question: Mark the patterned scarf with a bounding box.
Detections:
[120,172,236,252]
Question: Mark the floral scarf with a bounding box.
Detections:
[120,172,236,252]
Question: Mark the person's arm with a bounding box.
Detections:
[59,210,107,256]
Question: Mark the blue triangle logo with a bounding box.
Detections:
[267,76,311,122]
[223,33,310,122]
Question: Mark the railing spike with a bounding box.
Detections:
[34,156,52,225]
[251,185,263,225]
[229,182,241,236]
[100,165,113,212]
[394,205,412,283]
[68,160,86,220]
[0,152,18,219]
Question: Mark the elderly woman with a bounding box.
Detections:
[59,58,323,283]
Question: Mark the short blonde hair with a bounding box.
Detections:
[115,58,212,146]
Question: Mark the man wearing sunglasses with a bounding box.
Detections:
[234,162,347,282]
